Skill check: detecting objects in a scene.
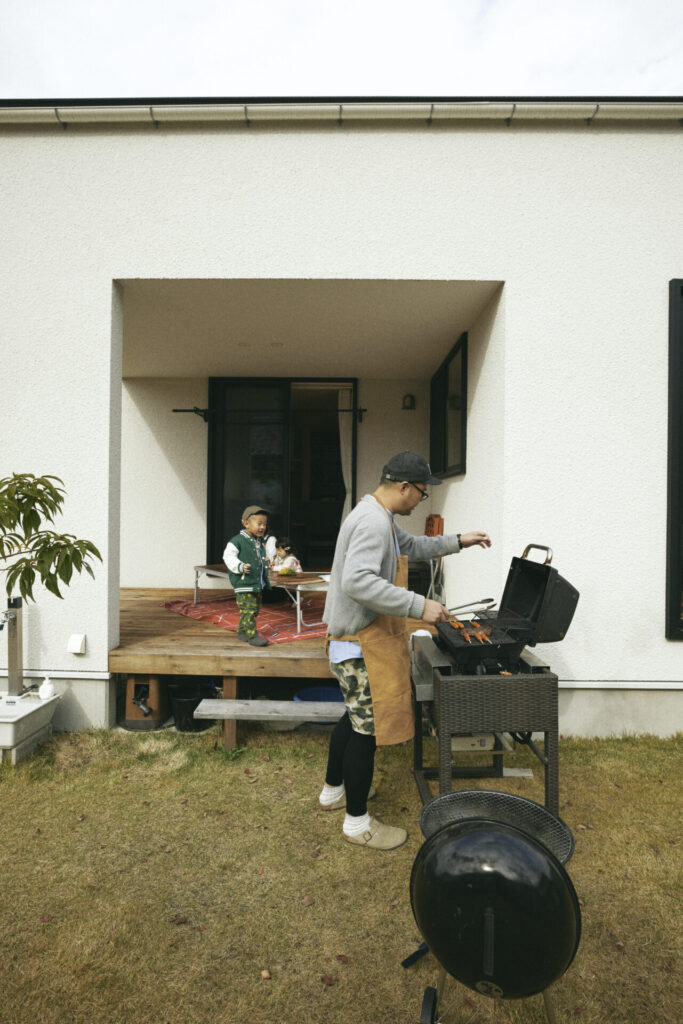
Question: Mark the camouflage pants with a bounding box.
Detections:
[235,592,262,638]
[329,658,375,736]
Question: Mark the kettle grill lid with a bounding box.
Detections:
[410,818,581,1000]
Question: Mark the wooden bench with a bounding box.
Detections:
[194,697,346,749]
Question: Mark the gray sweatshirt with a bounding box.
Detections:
[323,494,461,637]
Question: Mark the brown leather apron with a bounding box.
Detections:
[331,501,414,746]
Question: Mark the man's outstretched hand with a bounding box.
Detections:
[459,531,492,549]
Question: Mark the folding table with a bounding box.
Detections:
[192,564,329,634]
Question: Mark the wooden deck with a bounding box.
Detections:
[109,589,433,750]
[109,588,331,679]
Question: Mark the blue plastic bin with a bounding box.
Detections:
[294,685,344,724]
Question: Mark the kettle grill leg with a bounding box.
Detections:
[542,988,559,1024]
[419,986,438,1024]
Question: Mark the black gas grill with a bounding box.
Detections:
[411,545,579,815]
[435,543,579,674]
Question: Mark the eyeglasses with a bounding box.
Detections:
[409,482,429,502]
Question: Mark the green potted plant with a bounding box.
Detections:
[0,473,101,601]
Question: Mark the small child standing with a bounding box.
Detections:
[273,537,303,574]
[223,505,272,646]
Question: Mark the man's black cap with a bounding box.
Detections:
[382,451,442,485]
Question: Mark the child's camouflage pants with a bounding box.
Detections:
[235,592,262,638]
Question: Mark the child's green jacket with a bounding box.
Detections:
[223,531,272,594]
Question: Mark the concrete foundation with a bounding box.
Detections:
[0,675,679,738]
[558,686,682,738]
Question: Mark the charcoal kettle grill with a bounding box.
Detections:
[410,810,581,1022]
[405,790,579,1023]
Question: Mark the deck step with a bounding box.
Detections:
[194,698,346,722]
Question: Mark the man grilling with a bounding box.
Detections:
[318,451,491,850]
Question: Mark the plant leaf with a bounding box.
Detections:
[44,575,63,599]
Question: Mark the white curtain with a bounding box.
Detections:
[338,387,353,522]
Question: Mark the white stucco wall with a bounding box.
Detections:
[356,379,430,504]
[1,121,681,733]
[121,378,208,587]
[438,286,508,605]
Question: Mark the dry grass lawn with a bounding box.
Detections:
[0,725,680,1024]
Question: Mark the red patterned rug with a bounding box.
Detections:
[163,595,327,644]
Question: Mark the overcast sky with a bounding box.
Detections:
[1,0,681,100]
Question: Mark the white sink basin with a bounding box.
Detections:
[0,692,60,761]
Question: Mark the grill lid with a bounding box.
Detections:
[496,544,579,644]
[410,818,582,999]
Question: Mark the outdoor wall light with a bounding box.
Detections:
[402,394,416,410]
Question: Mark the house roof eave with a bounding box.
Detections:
[1,96,682,128]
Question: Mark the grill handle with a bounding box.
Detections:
[522,544,553,565]
[483,906,495,977]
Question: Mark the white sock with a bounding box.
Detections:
[319,783,345,806]
[343,811,372,837]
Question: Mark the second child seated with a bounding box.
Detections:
[272,537,303,574]
[223,505,272,647]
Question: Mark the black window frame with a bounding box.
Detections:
[430,332,468,478]
[667,280,683,639]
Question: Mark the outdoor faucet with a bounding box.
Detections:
[132,696,152,716]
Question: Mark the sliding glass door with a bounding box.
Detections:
[207,378,356,569]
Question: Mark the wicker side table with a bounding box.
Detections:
[432,669,559,815]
